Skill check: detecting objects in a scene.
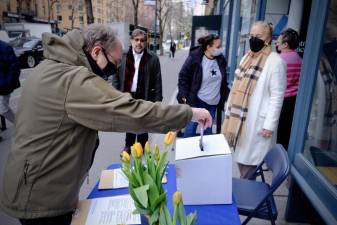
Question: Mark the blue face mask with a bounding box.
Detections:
[212,48,223,57]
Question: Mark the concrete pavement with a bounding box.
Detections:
[0,49,309,225]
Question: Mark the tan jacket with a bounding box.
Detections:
[0,30,192,219]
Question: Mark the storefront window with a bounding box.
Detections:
[304,0,337,188]
[221,0,231,55]
[236,0,257,65]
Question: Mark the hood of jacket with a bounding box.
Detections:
[42,30,92,70]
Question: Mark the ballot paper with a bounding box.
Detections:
[72,195,141,225]
[99,168,167,190]
[99,169,129,189]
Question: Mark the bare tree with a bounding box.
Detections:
[17,0,24,22]
[131,0,140,26]
[157,0,172,55]
[47,0,59,22]
[84,0,94,24]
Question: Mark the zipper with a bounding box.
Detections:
[24,160,29,185]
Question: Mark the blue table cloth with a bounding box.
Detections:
[88,164,241,225]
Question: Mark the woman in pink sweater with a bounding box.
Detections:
[276,28,302,150]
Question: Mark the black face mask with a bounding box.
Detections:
[85,49,117,80]
[101,49,117,77]
[249,37,266,52]
[275,46,281,54]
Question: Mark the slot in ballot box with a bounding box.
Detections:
[175,134,232,205]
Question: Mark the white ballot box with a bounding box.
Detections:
[175,134,232,205]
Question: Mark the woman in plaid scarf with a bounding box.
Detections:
[222,21,286,179]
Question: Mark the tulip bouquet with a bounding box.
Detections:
[121,131,197,225]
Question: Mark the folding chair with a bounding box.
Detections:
[233,144,290,225]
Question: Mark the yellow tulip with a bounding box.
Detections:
[145,141,151,154]
[121,151,130,163]
[154,144,160,161]
[133,142,143,158]
[164,131,176,145]
[131,146,137,158]
[173,191,182,205]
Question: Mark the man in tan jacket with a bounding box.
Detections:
[0,24,211,225]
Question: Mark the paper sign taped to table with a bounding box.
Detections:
[98,168,167,190]
[71,195,141,225]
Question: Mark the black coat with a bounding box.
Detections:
[0,40,20,95]
[112,49,163,102]
[177,47,229,109]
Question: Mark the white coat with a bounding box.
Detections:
[232,52,287,165]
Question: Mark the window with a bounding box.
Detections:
[68,5,72,10]
[236,0,258,65]
[57,15,62,21]
[69,16,72,20]
[56,4,62,13]
[78,4,83,11]
[303,0,337,188]
[79,16,83,22]
[97,18,101,23]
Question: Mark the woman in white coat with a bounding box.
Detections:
[222,21,286,179]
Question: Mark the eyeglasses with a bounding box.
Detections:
[133,38,145,43]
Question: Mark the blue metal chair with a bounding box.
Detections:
[233,144,290,225]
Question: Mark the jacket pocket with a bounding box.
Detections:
[4,160,30,206]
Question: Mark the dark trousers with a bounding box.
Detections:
[171,51,175,58]
[277,95,297,150]
[125,132,149,148]
[19,212,73,225]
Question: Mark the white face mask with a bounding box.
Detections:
[212,48,223,57]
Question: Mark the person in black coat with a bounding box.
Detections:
[112,29,163,153]
[0,40,20,141]
[177,34,229,137]
[170,41,176,58]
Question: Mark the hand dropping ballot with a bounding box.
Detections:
[175,134,232,205]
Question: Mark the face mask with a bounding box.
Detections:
[275,45,281,54]
[212,48,223,57]
[249,37,266,52]
[101,49,118,77]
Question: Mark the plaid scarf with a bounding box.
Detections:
[124,47,147,98]
[320,55,337,150]
[222,45,272,147]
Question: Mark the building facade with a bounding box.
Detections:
[0,0,156,34]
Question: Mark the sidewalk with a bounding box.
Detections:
[0,49,310,225]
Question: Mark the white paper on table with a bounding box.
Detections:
[175,134,231,160]
[113,168,129,188]
[85,195,141,225]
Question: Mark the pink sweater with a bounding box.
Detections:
[280,50,302,97]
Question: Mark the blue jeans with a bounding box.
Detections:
[183,98,217,138]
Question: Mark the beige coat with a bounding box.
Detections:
[232,52,286,165]
[0,30,192,219]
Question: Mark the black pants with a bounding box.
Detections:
[125,132,148,148]
[171,51,175,58]
[277,96,297,150]
[19,212,73,225]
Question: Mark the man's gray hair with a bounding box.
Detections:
[131,29,147,40]
[83,24,120,52]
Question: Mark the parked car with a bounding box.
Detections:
[9,37,43,68]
